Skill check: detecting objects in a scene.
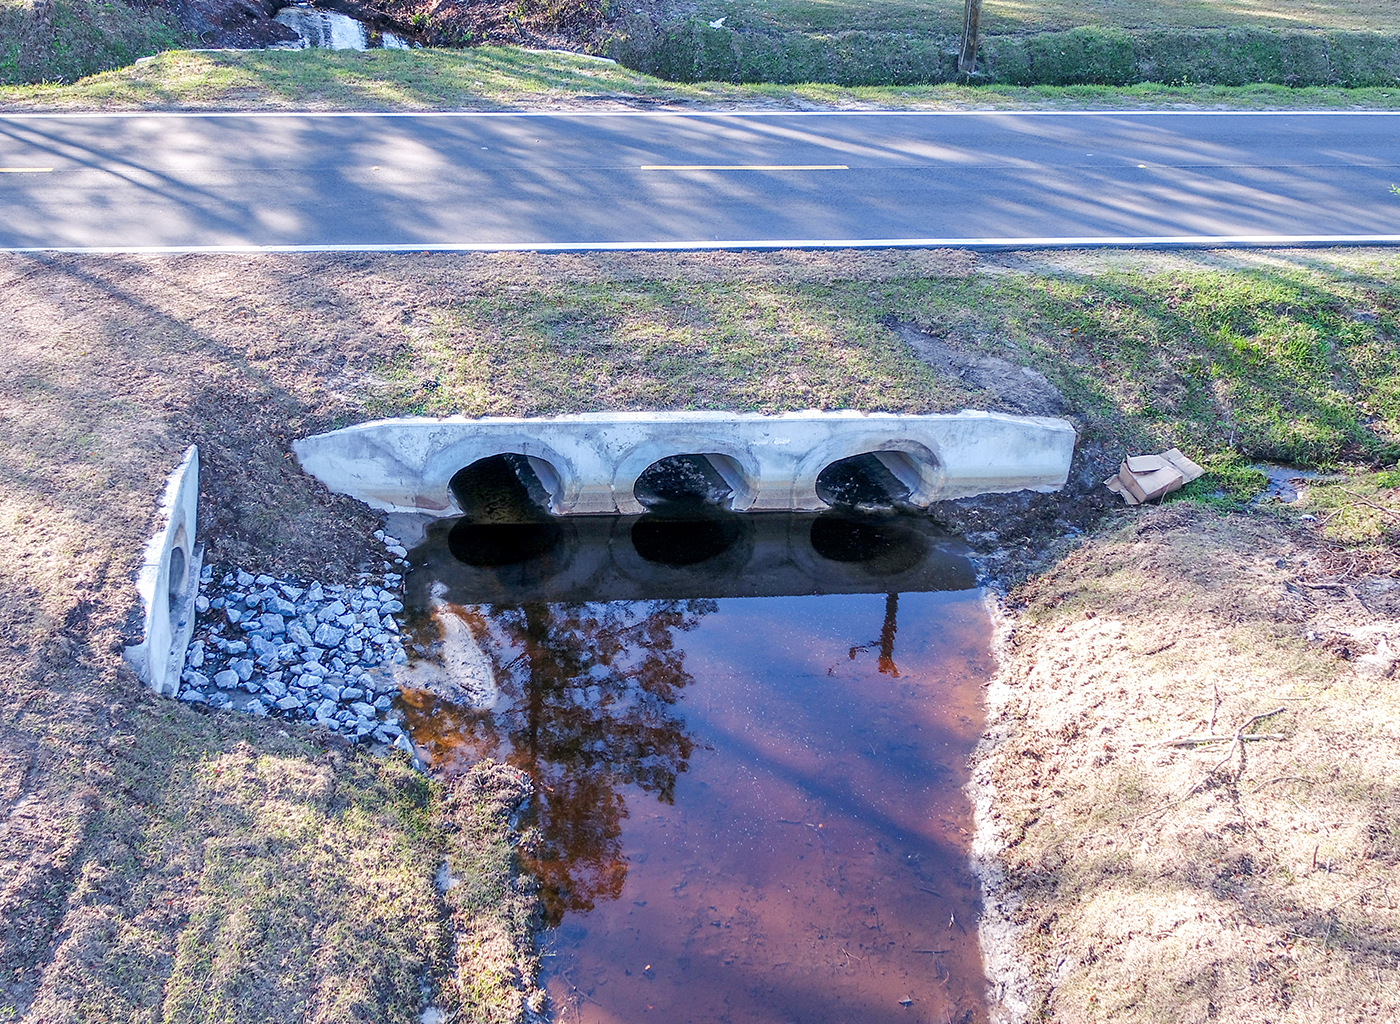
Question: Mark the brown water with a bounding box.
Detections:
[398,512,994,1024]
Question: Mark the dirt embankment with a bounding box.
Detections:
[973,503,1400,1023]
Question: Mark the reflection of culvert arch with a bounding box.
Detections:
[449,453,561,524]
[631,515,744,568]
[447,520,564,568]
[809,513,928,577]
[633,453,751,513]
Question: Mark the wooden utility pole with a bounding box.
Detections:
[958,0,983,74]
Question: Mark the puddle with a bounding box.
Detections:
[1254,463,1325,504]
[273,4,416,49]
[399,510,992,1023]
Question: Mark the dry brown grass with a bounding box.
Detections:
[975,503,1400,1022]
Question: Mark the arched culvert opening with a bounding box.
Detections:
[166,542,187,622]
[633,454,748,514]
[447,454,564,568]
[450,453,560,524]
[809,512,927,576]
[815,451,925,509]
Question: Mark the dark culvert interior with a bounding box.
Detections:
[447,454,562,568]
[816,451,917,509]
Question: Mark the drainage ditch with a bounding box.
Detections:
[150,429,1053,1022]
[395,452,995,1023]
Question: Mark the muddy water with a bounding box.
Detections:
[398,512,994,1024]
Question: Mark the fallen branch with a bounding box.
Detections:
[1160,733,1284,747]
[1339,487,1400,522]
[1183,707,1288,799]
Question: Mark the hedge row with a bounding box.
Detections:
[604,20,1400,88]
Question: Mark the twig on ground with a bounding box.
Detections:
[1183,707,1288,799]
[1160,733,1284,747]
[1339,488,1400,522]
[1344,584,1372,614]
[1251,775,1314,791]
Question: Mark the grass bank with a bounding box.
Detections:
[645,0,1399,37]
[1,246,1397,1021]
[608,0,1400,87]
[0,0,187,86]
[3,46,1400,110]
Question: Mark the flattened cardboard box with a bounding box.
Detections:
[1105,448,1205,505]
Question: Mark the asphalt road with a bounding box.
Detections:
[1,110,1398,251]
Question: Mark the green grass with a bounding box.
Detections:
[1300,468,1400,543]
[0,0,187,86]
[687,0,1400,36]
[17,702,541,1024]
[377,257,1400,500]
[2,46,1400,110]
[616,21,1400,88]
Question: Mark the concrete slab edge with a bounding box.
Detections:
[124,445,203,696]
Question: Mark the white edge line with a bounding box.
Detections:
[5,234,1400,254]
[2,108,1400,120]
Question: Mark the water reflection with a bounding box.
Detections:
[397,509,991,1022]
[410,509,973,606]
[402,598,712,925]
[848,592,901,676]
[630,514,743,567]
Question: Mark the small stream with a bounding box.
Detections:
[273,4,417,49]
[397,506,994,1023]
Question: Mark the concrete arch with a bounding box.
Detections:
[610,440,764,516]
[125,446,203,697]
[423,439,577,515]
[796,436,946,509]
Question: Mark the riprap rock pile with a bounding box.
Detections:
[177,531,416,748]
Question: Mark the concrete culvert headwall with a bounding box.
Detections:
[292,411,1077,518]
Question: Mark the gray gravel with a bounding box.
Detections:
[176,532,414,748]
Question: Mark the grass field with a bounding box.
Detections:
[3,46,1400,110]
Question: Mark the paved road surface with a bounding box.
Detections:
[0,110,1397,251]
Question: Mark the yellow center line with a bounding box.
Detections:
[0,167,54,173]
[640,163,849,171]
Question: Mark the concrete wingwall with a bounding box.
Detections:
[292,410,1077,517]
[124,445,204,697]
